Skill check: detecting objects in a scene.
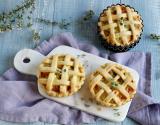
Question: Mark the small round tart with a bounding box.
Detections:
[88,63,136,107]
[98,4,143,52]
[37,54,85,97]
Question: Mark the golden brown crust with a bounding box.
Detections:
[37,54,85,97]
[98,4,143,46]
[88,63,136,107]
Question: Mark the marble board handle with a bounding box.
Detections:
[14,49,45,76]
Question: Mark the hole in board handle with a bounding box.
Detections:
[23,57,30,63]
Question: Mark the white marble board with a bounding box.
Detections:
[14,45,139,122]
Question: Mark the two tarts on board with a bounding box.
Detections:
[37,54,136,108]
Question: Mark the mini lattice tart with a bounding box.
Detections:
[98,4,143,52]
[88,63,136,107]
[37,54,85,97]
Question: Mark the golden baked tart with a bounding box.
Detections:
[98,4,143,52]
[88,63,136,107]
[37,54,85,97]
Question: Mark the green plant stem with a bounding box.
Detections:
[150,34,160,40]
[0,0,35,32]
[36,18,71,30]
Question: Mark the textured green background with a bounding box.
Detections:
[0,0,160,125]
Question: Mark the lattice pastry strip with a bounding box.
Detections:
[88,63,136,107]
[37,54,85,97]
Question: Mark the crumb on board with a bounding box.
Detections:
[81,54,86,57]
[81,97,85,101]
[97,107,101,111]
[84,103,90,107]
[96,102,100,105]
[76,54,86,58]
[113,108,119,111]
[114,112,121,116]
[77,55,81,58]
[88,97,93,102]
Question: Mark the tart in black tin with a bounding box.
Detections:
[98,4,143,52]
